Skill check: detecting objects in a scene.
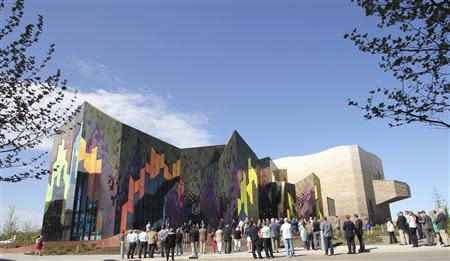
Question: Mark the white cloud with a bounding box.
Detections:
[33,58,213,150]
[72,57,111,83]
[77,89,213,148]
[36,89,213,150]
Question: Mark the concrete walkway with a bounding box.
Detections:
[1,244,449,261]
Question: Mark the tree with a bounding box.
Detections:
[345,0,449,128]
[433,186,448,210]
[1,206,18,239]
[0,0,78,182]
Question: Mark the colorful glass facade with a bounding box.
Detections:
[42,102,321,241]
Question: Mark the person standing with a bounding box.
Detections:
[261,222,274,258]
[434,209,449,246]
[127,230,138,259]
[175,228,183,255]
[35,235,44,256]
[312,217,321,250]
[183,223,190,249]
[334,216,341,231]
[321,217,334,256]
[396,212,409,245]
[280,218,295,257]
[199,225,207,254]
[138,229,149,258]
[215,227,223,254]
[210,229,217,253]
[408,211,419,247]
[189,225,200,257]
[165,228,176,261]
[148,227,158,258]
[233,226,242,252]
[306,218,314,250]
[223,224,232,254]
[353,214,365,253]
[249,223,263,259]
[431,210,443,245]
[269,219,279,253]
[343,215,356,254]
[158,226,168,257]
[245,225,252,253]
[299,221,308,250]
[365,219,373,235]
[420,211,434,246]
[386,219,397,244]
[291,218,299,236]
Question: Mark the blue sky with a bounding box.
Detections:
[1,0,448,227]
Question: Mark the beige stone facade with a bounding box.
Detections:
[274,145,410,224]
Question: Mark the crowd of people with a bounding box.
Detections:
[118,208,449,260]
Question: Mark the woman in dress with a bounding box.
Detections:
[35,235,43,256]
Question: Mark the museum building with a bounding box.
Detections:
[42,102,410,241]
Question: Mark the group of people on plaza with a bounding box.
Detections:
[386,209,449,248]
[121,208,449,260]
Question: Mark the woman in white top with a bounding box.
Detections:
[386,220,397,244]
[408,212,419,247]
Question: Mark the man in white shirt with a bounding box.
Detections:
[127,230,138,259]
[139,229,149,258]
[280,218,295,257]
[158,226,168,257]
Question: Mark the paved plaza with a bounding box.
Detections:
[1,244,449,261]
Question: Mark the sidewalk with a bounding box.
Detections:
[1,244,449,261]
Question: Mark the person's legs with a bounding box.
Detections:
[131,242,137,258]
[356,232,365,252]
[327,237,334,255]
[289,238,295,256]
[166,247,170,261]
[351,237,356,253]
[161,242,165,257]
[271,237,275,253]
[267,238,274,258]
[150,243,156,258]
[346,237,351,253]
[217,240,222,253]
[398,229,403,244]
[324,236,329,255]
[256,240,263,258]
[314,232,321,250]
[283,239,289,256]
[440,229,449,245]
[425,229,433,245]
[171,247,175,260]
[263,238,270,258]
[251,240,258,259]
[410,228,418,247]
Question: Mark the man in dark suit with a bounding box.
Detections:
[420,211,434,246]
[223,224,232,254]
[249,223,263,259]
[342,215,356,254]
[354,214,365,253]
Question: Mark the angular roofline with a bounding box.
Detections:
[275,144,381,161]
